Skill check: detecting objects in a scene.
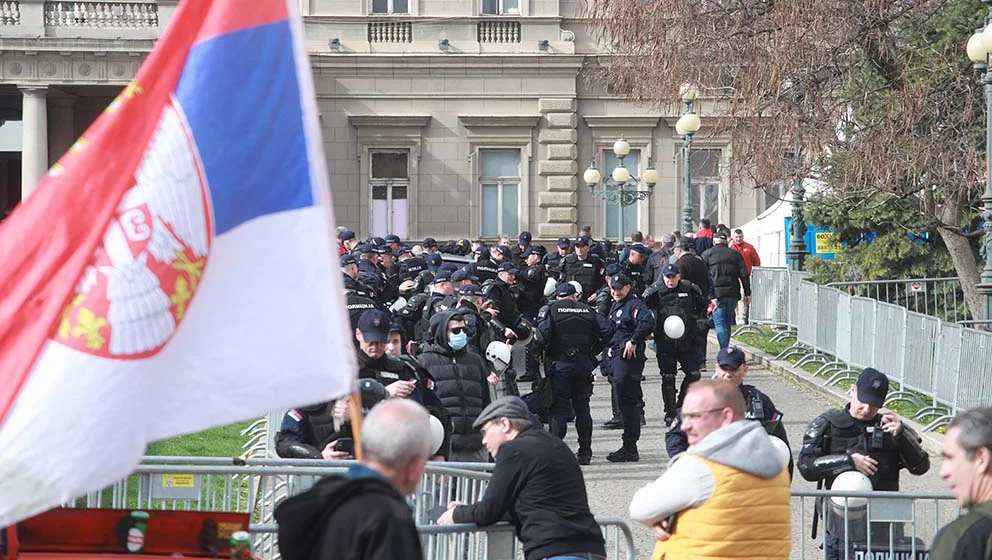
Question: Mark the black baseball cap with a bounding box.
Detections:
[498,262,518,274]
[557,237,571,249]
[610,273,631,288]
[495,246,513,258]
[384,234,401,244]
[423,237,438,248]
[432,271,453,284]
[605,263,620,276]
[457,283,484,296]
[358,378,388,413]
[340,254,357,267]
[338,230,356,242]
[629,243,650,256]
[856,368,889,407]
[717,346,746,369]
[661,263,679,276]
[357,309,391,343]
[555,282,577,297]
[355,243,373,255]
[714,231,729,240]
[574,236,590,247]
[451,269,477,283]
[518,231,532,244]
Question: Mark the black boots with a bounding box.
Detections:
[662,374,678,426]
[607,442,639,463]
[576,446,592,466]
[602,417,623,429]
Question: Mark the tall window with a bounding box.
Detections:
[604,149,639,241]
[371,0,408,14]
[689,148,721,226]
[481,0,519,15]
[480,149,520,238]
[370,150,409,239]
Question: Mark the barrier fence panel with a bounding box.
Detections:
[814,286,839,357]
[749,267,790,326]
[787,271,810,330]
[797,281,818,350]
[872,303,907,393]
[825,277,969,324]
[925,323,963,430]
[833,291,854,366]
[902,312,941,414]
[847,297,876,372]
[954,327,992,412]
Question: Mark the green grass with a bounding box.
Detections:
[734,325,947,432]
[145,421,254,457]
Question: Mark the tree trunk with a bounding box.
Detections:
[936,205,983,321]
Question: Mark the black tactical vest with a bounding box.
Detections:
[822,409,902,492]
[548,300,598,357]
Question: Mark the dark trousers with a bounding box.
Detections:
[612,355,645,443]
[549,357,594,449]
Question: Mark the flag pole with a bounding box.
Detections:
[348,392,363,461]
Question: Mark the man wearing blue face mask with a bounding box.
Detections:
[419,310,493,462]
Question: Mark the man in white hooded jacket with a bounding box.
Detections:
[629,380,791,560]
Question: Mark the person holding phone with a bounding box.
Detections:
[629,380,791,559]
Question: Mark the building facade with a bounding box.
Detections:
[0,0,776,240]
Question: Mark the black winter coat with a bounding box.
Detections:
[700,243,750,300]
[417,310,492,453]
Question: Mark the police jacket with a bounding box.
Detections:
[275,402,339,459]
[417,310,492,453]
[594,284,612,317]
[620,261,647,296]
[518,264,547,317]
[675,253,711,300]
[358,351,418,387]
[700,244,751,300]
[797,404,930,491]
[536,299,614,361]
[397,291,451,343]
[346,291,384,331]
[644,248,673,286]
[399,257,427,281]
[642,279,707,349]
[561,253,605,298]
[543,251,568,279]
[468,259,499,284]
[607,294,654,359]
[484,278,522,329]
[454,300,494,358]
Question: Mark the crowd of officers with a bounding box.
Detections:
[276,223,760,465]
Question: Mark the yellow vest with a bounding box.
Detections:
[651,454,791,560]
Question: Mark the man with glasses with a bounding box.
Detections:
[438,396,606,560]
[932,407,992,559]
[629,380,791,560]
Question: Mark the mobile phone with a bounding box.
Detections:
[665,513,678,534]
[334,437,354,455]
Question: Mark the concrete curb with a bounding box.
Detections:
[727,336,946,456]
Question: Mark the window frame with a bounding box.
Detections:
[370,0,409,16]
[478,148,522,239]
[688,147,723,227]
[368,149,411,238]
[601,148,642,242]
[480,0,520,16]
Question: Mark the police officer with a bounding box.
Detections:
[544,237,572,279]
[643,263,706,425]
[665,347,791,474]
[344,276,385,332]
[396,271,455,343]
[453,283,495,358]
[536,282,615,465]
[517,246,548,322]
[511,231,533,267]
[621,243,650,296]
[798,368,930,560]
[468,247,499,283]
[605,273,654,463]
[597,264,623,430]
[562,236,605,304]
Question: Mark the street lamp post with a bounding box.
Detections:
[676,84,702,235]
[786,175,807,272]
[583,136,660,242]
[967,8,992,322]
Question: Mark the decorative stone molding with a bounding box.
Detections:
[0,51,145,83]
[348,114,430,129]
[458,115,541,130]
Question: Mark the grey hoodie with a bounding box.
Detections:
[630,420,789,525]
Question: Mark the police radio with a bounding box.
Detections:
[867,423,885,451]
[745,394,764,421]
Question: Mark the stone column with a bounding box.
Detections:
[537,97,578,239]
[49,96,77,165]
[20,86,48,200]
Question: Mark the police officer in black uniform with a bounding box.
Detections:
[798,368,930,560]
[604,273,654,463]
[517,246,548,322]
[396,271,455,343]
[544,237,571,279]
[468,247,499,284]
[561,236,605,304]
[535,282,615,465]
[621,243,651,296]
[666,347,791,475]
[597,264,623,429]
[643,263,706,425]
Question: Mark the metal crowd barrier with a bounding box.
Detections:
[736,267,809,343]
[825,277,970,324]
[765,278,992,431]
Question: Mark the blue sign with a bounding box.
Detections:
[784,217,836,262]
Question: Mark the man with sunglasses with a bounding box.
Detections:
[630,380,791,560]
[438,396,606,560]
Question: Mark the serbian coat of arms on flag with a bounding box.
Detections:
[0,0,356,525]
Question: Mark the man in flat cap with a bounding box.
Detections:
[438,396,605,560]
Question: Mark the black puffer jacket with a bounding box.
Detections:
[417,310,492,453]
[700,243,751,300]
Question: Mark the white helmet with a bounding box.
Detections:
[663,315,686,339]
[428,414,446,456]
[829,471,872,514]
[544,278,558,297]
[485,341,512,373]
[568,281,583,299]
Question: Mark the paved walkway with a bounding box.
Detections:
[577,339,950,558]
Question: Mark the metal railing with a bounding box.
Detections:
[735,267,809,343]
[367,20,412,43]
[747,267,992,431]
[825,277,970,324]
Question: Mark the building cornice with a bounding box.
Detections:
[459,115,541,128]
[583,116,661,129]
[348,114,432,128]
[310,54,585,76]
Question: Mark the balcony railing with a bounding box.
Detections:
[45,1,159,28]
[1,1,20,25]
[477,20,521,43]
[367,21,412,43]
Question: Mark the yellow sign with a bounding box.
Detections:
[815,232,840,254]
[217,522,245,540]
[162,474,196,488]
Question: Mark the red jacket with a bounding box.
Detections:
[731,241,761,275]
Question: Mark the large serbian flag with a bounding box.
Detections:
[0,0,355,525]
